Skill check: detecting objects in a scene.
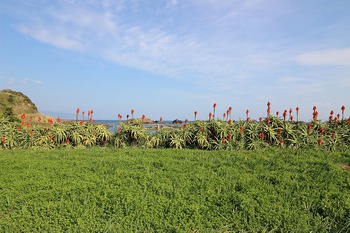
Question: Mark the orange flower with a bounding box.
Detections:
[57,117,61,123]
[221,137,226,143]
[307,123,312,132]
[1,136,6,143]
[29,130,34,137]
[259,132,264,139]
[331,133,335,139]
[118,128,122,133]
[38,116,42,122]
[199,126,203,131]
[228,134,232,140]
[279,139,284,145]
[317,139,322,146]
[66,139,70,145]
[160,117,163,122]
[17,126,21,131]
[21,113,26,119]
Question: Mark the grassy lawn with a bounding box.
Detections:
[0,148,350,232]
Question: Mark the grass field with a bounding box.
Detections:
[0,148,350,232]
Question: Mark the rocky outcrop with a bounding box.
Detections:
[172,119,182,124]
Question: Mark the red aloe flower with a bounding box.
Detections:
[266,118,271,124]
[283,110,287,121]
[278,129,282,135]
[259,132,265,139]
[26,122,30,128]
[247,117,251,122]
[131,109,134,119]
[2,136,6,143]
[76,108,80,121]
[209,112,213,120]
[267,101,271,108]
[80,120,84,125]
[142,114,146,121]
[330,110,334,116]
[213,103,217,119]
[348,117,350,125]
[29,130,34,137]
[296,107,299,122]
[276,111,279,117]
[331,133,335,139]
[317,139,322,146]
[49,135,53,141]
[239,127,244,134]
[118,128,122,133]
[228,119,233,125]
[319,128,325,134]
[228,106,232,120]
[199,126,203,131]
[313,106,317,112]
[21,113,26,119]
[341,105,345,120]
[337,113,340,120]
[223,113,226,120]
[82,111,85,121]
[126,115,129,120]
[228,134,232,140]
[279,139,284,145]
[57,117,61,123]
[259,117,263,123]
[17,126,21,131]
[185,119,188,124]
[246,109,249,119]
[160,117,163,122]
[267,107,271,117]
[38,116,42,122]
[329,115,333,122]
[183,124,187,129]
[307,123,312,132]
[194,111,198,121]
[66,139,70,145]
[221,137,226,143]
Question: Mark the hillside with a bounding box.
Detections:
[0,89,39,120]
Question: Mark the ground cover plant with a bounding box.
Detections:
[0,148,349,232]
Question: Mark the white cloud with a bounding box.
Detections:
[296,48,350,66]
[17,25,85,51]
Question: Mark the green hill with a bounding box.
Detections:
[0,89,39,121]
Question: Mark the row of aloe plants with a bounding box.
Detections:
[1,114,349,150]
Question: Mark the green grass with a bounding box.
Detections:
[0,148,350,232]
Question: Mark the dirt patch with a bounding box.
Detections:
[340,164,350,171]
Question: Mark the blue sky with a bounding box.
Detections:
[0,0,349,121]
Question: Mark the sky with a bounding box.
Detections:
[0,0,349,121]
